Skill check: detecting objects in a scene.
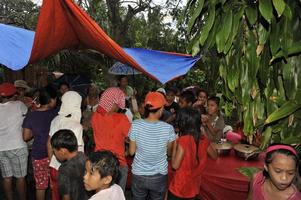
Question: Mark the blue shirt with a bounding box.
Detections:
[129,119,176,175]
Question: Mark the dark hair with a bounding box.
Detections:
[88,150,120,186]
[180,90,196,105]
[208,96,220,106]
[59,82,70,89]
[166,87,178,95]
[175,108,200,162]
[197,89,208,98]
[50,129,78,152]
[37,86,57,106]
[117,75,127,81]
[144,104,161,118]
[263,143,299,178]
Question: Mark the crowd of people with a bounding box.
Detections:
[0,76,300,200]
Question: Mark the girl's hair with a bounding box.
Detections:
[180,90,196,105]
[88,150,120,187]
[144,104,161,118]
[263,143,299,178]
[175,107,200,162]
[207,96,220,106]
[197,89,208,98]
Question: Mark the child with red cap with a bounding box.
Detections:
[129,91,176,200]
[0,83,28,200]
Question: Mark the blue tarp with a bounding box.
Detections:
[0,23,199,84]
[0,24,35,70]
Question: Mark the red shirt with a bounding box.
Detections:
[169,135,209,198]
[91,107,130,166]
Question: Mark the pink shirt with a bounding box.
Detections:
[89,184,125,200]
[252,172,301,200]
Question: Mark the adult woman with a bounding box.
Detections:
[129,91,176,200]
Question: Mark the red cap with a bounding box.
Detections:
[0,82,17,97]
[145,92,167,110]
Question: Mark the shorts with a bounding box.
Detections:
[0,147,28,178]
[32,157,50,190]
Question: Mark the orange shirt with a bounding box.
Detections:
[91,107,130,166]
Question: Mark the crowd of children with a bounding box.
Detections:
[0,77,300,200]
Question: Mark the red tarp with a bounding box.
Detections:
[29,0,155,80]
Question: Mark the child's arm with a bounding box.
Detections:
[47,136,53,160]
[22,128,33,141]
[171,140,184,170]
[129,140,136,156]
[207,143,218,160]
[247,172,257,200]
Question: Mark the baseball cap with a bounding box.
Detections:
[145,91,167,110]
[0,82,17,97]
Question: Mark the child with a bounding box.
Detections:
[178,90,196,109]
[50,129,88,200]
[47,91,84,200]
[201,96,225,142]
[22,88,58,200]
[129,91,176,200]
[168,108,203,200]
[193,89,208,114]
[84,150,125,200]
[248,144,301,200]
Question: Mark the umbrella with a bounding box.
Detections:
[108,62,141,75]
[53,73,91,97]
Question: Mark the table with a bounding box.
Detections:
[199,150,264,200]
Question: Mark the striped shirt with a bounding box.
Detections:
[129,119,176,175]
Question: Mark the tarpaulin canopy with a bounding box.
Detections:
[0,0,200,84]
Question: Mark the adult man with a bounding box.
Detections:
[0,82,28,200]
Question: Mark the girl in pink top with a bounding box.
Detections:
[248,144,301,200]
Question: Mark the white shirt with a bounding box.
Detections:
[49,115,84,170]
[0,101,27,151]
[89,184,125,200]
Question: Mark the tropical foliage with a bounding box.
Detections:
[184,0,301,148]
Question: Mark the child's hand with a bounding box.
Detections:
[201,114,208,124]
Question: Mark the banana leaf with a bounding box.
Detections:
[237,167,261,179]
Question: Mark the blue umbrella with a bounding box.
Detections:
[108,62,141,75]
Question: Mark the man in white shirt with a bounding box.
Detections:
[0,82,28,200]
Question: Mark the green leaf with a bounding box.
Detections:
[259,0,274,24]
[265,101,301,125]
[270,42,301,63]
[245,6,257,25]
[188,0,205,34]
[199,6,215,45]
[258,23,269,45]
[216,9,232,53]
[283,4,292,20]
[238,167,261,179]
[272,0,286,17]
[260,126,273,149]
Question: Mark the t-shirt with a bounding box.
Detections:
[0,101,27,151]
[204,114,225,142]
[89,184,125,200]
[58,152,88,200]
[92,107,130,166]
[49,115,84,170]
[129,119,176,175]
[251,172,301,200]
[169,135,199,198]
[22,109,57,159]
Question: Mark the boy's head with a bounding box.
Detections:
[50,129,78,162]
[84,150,120,192]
